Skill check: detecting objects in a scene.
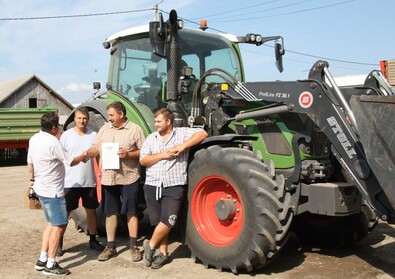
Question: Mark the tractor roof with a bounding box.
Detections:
[105,24,239,46]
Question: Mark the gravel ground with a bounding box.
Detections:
[0,165,394,279]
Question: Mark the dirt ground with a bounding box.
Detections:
[0,165,394,279]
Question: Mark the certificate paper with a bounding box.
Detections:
[102,142,120,170]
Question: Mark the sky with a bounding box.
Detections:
[0,0,394,105]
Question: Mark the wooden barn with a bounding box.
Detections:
[0,75,73,116]
[0,75,73,165]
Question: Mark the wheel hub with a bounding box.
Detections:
[215,199,237,220]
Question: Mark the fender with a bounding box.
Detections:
[63,99,110,130]
[192,134,258,154]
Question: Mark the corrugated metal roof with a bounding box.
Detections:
[0,75,34,103]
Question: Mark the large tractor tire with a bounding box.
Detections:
[95,203,107,236]
[69,204,127,236]
[292,201,378,247]
[69,207,88,233]
[186,145,293,273]
[69,205,106,235]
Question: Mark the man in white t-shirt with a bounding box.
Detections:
[28,112,86,276]
[59,106,104,254]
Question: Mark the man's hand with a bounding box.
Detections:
[79,151,89,163]
[162,149,176,159]
[82,151,89,163]
[166,145,185,158]
[118,148,128,159]
[85,145,99,158]
[70,151,88,166]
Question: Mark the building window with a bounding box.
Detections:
[29,98,37,108]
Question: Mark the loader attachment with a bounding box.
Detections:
[350,95,395,219]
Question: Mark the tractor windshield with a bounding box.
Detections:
[107,29,242,112]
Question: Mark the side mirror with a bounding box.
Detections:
[149,13,167,58]
[274,40,285,73]
[93,82,101,90]
[239,34,285,72]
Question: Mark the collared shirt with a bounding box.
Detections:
[27,131,74,198]
[60,128,97,188]
[140,127,203,188]
[95,120,145,186]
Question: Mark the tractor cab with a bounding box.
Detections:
[103,25,244,114]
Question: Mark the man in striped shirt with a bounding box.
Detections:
[140,108,208,269]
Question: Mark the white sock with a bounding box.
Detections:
[39,251,48,262]
[46,258,55,268]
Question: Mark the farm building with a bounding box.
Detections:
[0,75,73,165]
[0,75,73,115]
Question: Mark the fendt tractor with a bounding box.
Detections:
[64,9,395,273]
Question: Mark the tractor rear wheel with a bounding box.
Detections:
[69,204,127,236]
[186,145,293,273]
[292,201,378,247]
[69,206,88,233]
[69,205,106,235]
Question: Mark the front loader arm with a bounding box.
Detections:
[204,60,395,223]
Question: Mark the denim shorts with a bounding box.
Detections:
[38,195,68,226]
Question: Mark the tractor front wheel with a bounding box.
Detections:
[186,145,293,273]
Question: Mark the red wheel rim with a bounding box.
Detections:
[191,175,243,246]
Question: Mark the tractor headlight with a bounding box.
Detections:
[245,33,263,45]
[178,19,184,29]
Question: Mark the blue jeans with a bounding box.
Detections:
[38,195,68,226]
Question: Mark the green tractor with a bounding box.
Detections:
[64,9,395,273]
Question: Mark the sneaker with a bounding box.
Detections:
[130,247,142,262]
[151,253,170,269]
[42,262,70,276]
[143,239,155,267]
[35,259,47,271]
[97,246,117,261]
[89,240,105,252]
